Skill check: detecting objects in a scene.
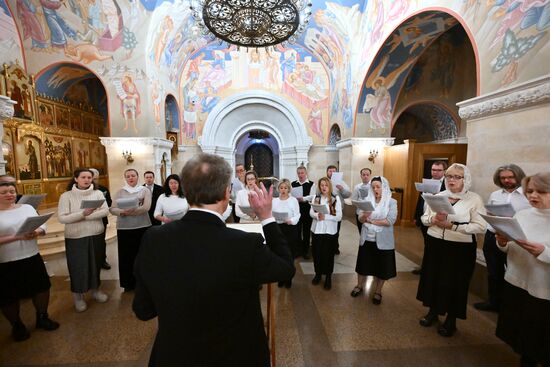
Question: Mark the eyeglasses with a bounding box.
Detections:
[445,175,463,180]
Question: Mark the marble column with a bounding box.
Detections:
[0,95,16,175]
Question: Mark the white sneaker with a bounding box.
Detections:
[92,290,108,303]
[73,293,87,312]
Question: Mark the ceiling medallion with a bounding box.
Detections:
[190,0,312,48]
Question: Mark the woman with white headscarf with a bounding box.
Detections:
[417,163,486,337]
[350,176,397,305]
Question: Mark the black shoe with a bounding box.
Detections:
[101,261,111,270]
[372,293,382,305]
[350,286,363,297]
[419,312,438,327]
[473,301,498,312]
[437,323,456,337]
[323,276,332,290]
[412,268,422,275]
[312,274,321,285]
[35,313,60,331]
[12,320,30,342]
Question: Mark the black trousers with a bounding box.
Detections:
[335,221,342,250]
[312,233,337,275]
[355,215,362,235]
[482,231,507,307]
[296,209,312,256]
[100,226,107,262]
[231,203,240,223]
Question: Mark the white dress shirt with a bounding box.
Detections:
[309,195,343,235]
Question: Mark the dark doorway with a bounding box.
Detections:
[245,143,273,178]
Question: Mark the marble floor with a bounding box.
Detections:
[1,221,519,367]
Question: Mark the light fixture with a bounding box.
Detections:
[122,150,134,164]
[190,0,313,48]
[368,149,379,164]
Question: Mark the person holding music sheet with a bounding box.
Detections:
[310,177,342,290]
[235,170,260,223]
[494,172,550,367]
[475,164,530,313]
[413,161,447,275]
[230,164,246,223]
[351,168,372,234]
[58,169,110,312]
[154,174,189,224]
[272,179,301,288]
[0,180,59,342]
[350,176,397,305]
[291,165,316,259]
[417,163,486,337]
[110,169,151,292]
[326,165,351,255]
[132,153,294,367]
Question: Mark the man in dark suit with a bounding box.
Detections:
[133,153,295,367]
[413,160,447,275]
[90,168,113,270]
[143,171,163,226]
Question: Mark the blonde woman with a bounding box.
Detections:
[310,177,342,290]
[58,169,110,312]
[272,179,301,288]
[110,169,151,292]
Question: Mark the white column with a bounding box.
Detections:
[0,95,16,175]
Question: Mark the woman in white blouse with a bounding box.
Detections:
[272,179,301,288]
[58,169,109,312]
[0,180,59,341]
[495,172,550,367]
[310,177,342,290]
[417,163,486,337]
[236,171,260,223]
[154,174,189,224]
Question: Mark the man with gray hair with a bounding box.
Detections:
[474,164,530,312]
[89,168,112,270]
[133,153,294,366]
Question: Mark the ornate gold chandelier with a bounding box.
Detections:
[190,0,313,48]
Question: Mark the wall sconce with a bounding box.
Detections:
[368,149,379,164]
[122,150,134,164]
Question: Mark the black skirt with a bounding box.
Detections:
[278,223,300,259]
[355,240,396,280]
[416,235,476,319]
[0,253,51,307]
[311,233,336,275]
[496,281,550,365]
[117,227,150,289]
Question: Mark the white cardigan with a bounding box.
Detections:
[499,207,550,300]
[421,190,486,243]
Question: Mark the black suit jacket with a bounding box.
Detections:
[133,210,295,367]
[415,180,446,226]
[97,184,112,227]
[144,184,163,225]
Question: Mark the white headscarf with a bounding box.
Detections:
[364,176,392,233]
[442,163,472,200]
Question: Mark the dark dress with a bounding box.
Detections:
[355,240,396,280]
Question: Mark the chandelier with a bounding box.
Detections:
[190,0,313,48]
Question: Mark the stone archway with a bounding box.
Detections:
[199,90,312,178]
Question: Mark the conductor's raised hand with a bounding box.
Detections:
[248,182,273,221]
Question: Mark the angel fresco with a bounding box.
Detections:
[362,55,416,130]
[15,0,49,51]
[39,0,77,50]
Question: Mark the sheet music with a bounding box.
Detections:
[311,203,329,214]
[415,181,441,194]
[330,172,344,186]
[484,203,516,217]
[80,199,106,209]
[113,79,128,99]
[272,211,289,222]
[15,212,54,236]
[116,197,139,209]
[18,194,47,209]
[351,200,375,212]
[238,205,256,217]
[479,213,527,242]
[164,210,185,220]
[291,186,303,199]
[422,194,455,214]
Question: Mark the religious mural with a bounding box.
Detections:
[44,134,72,178]
[2,129,15,176]
[179,44,330,145]
[0,0,24,67]
[72,138,90,168]
[15,135,42,180]
[89,140,107,175]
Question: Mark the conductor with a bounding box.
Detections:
[132,153,295,366]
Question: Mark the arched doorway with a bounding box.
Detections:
[199,90,312,178]
[392,103,459,144]
[245,144,273,177]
